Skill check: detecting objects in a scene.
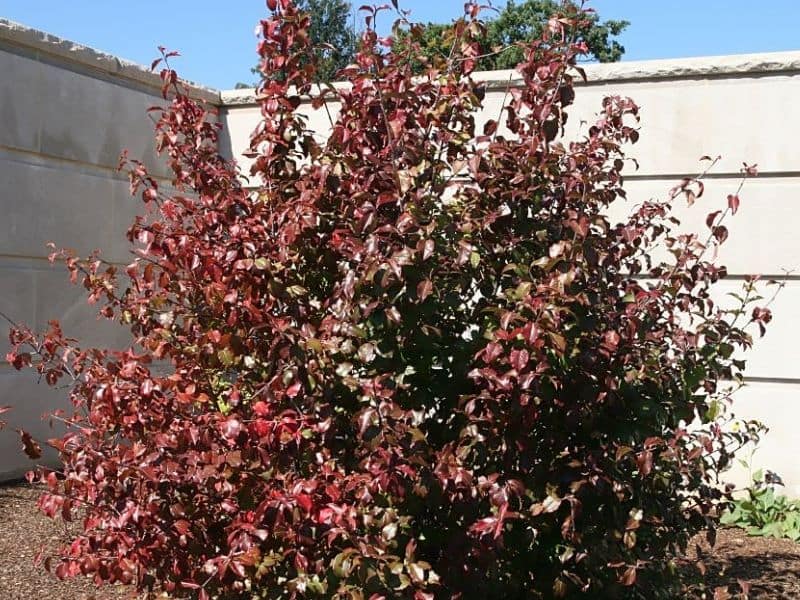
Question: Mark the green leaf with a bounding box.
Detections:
[217,348,235,367]
[470,251,480,268]
[331,551,354,578]
[705,399,722,421]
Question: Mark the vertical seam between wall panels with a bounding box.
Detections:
[34,48,42,155]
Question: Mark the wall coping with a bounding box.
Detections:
[0,18,221,104]
[220,50,800,106]
[2,16,798,109]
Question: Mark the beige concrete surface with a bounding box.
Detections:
[724,381,800,497]
[0,19,210,479]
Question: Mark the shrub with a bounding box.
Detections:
[4,1,776,598]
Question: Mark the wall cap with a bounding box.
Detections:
[220,50,800,106]
[0,18,221,103]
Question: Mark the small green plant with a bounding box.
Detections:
[721,468,800,542]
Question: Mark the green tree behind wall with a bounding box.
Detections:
[238,0,627,86]
[239,0,355,87]
[397,0,628,73]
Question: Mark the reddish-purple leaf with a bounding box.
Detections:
[620,566,637,586]
[727,193,740,215]
[19,430,41,460]
[417,279,433,301]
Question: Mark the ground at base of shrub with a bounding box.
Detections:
[0,483,132,600]
[684,527,800,598]
[1,482,798,599]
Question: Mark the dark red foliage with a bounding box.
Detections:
[4,1,778,598]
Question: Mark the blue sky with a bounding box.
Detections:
[1,1,798,90]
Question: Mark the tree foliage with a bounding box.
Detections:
[397,0,627,73]
[254,0,355,84]
[4,1,776,598]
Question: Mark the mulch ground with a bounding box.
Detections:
[0,483,134,600]
[683,528,800,598]
[1,482,799,599]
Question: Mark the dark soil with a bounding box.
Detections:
[684,527,800,598]
[1,482,798,599]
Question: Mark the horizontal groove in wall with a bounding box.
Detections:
[0,143,176,186]
[2,253,793,281]
[622,171,800,182]
[743,376,800,386]
[235,172,800,187]
[0,254,129,267]
[447,171,800,183]
[628,273,800,282]
[0,361,796,389]
[706,273,800,281]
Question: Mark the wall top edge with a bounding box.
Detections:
[0,18,221,104]
[220,50,800,106]
[3,15,798,108]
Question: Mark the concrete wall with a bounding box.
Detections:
[2,15,799,492]
[0,19,218,479]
